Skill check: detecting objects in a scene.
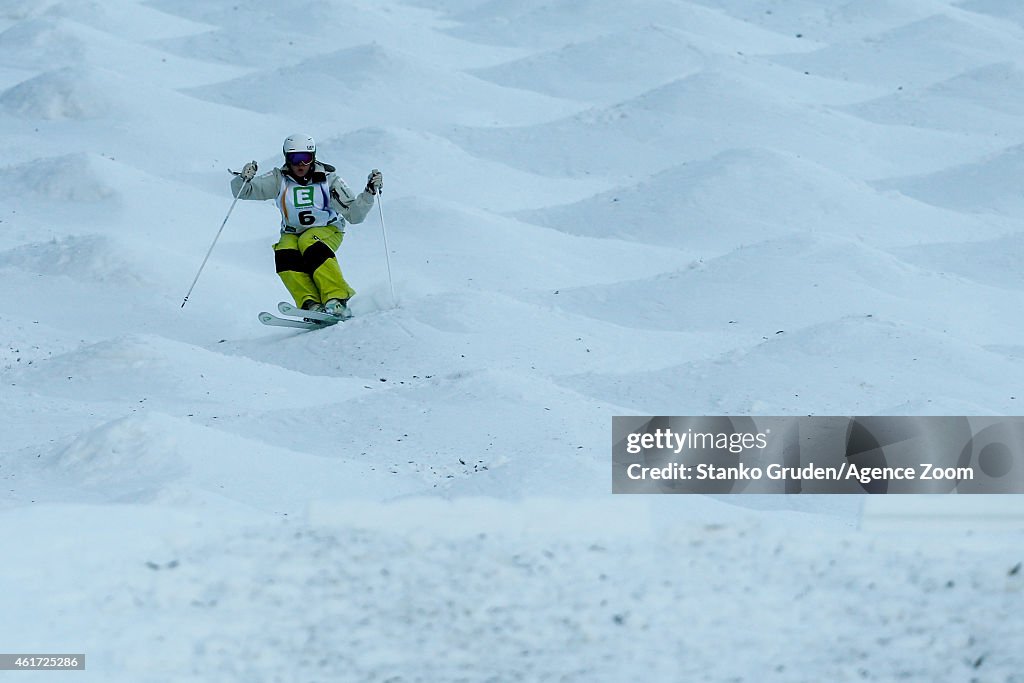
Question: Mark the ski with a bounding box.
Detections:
[258,301,349,330]
[258,311,336,330]
[278,301,351,322]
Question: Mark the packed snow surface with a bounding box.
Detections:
[1,0,1023,680]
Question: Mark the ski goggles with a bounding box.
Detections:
[286,151,314,165]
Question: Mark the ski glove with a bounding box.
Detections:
[240,161,258,181]
[366,168,383,195]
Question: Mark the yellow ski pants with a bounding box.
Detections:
[272,226,355,308]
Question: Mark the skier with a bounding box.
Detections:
[232,134,383,319]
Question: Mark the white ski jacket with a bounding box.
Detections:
[230,162,375,235]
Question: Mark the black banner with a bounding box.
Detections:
[613,416,1024,494]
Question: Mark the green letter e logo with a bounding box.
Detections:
[293,187,315,208]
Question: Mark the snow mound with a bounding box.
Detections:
[0,234,145,284]
[447,0,813,52]
[0,0,57,20]
[40,0,216,40]
[958,0,1024,28]
[0,15,226,87]
[844,62,1024,137]
[147,0,515,73]
[448,67,994,181]
[470,25,707,103]
[0,66,120,120]
[36,412,406,510]
[356,195,685,295]
[0,314,81,371]
[924,62,1024,116]
[2,69,273,165]
[308,42,424,82]
[682,0,841,30]
[217,367,616,496]
[47,413,190,503]
[515,148,1000,251]
[8,15,243,88]
[823,1,976,41]
[561,316,1024,415]
[0,17,90,69]
[880,143,1024,217]
[225,289,704,391]
[7,333,366,412]
[771,13,1024,88]
[893,231,1024,291]
[542,232,1024,349]
[185,42,583,128]
[0,153,120,202]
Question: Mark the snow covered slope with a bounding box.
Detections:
[1,0,1022,680]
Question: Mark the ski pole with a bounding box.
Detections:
[181,178,249,308]
[376,189,397,308]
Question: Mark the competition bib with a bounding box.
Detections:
[277,176,339,231]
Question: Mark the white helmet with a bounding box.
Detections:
[282,133,316,157]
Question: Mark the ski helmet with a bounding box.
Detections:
[282,133,316,162]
